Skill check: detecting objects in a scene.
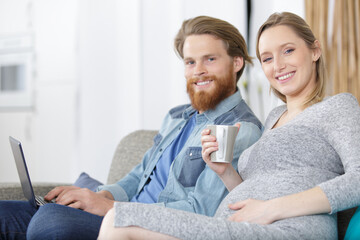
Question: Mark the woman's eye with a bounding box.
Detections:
[262,57,272,63]
[284,48,294,54]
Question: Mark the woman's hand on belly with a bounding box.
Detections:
[227,199,277,225]
[227,187,331,225]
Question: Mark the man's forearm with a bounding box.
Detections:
[97,190,115,200]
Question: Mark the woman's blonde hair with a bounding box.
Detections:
[256,12,326,106]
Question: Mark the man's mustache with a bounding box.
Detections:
[188,75,216,84]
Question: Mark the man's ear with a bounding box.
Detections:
[312,40,322,62]
[233,56,244,73]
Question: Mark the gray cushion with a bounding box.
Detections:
[0,183,68,201]
[107,130,158,184]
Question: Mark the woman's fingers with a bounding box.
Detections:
[201,128,211,136]
[228,200,246,210]
[201,129,218,159]
[234,122,241,132]
[201,132,216,143]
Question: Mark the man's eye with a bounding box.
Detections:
[208,57,215,62]
[185,61,195,65]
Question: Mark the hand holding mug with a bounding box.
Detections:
[201,124,240,176]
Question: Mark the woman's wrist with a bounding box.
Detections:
[219,165,242,191]
[266,197,285,222]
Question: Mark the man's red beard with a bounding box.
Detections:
[186,68,236,112]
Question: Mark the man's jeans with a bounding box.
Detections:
[0,201,103,240]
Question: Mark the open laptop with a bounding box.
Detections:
[9,136,53,208]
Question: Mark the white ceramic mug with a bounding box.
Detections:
[207,125,238,163]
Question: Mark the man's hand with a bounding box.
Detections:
[227,199,276,225]
[44,186,115,216]
[44,186,80,201]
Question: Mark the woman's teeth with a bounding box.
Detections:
[278,72,294,81]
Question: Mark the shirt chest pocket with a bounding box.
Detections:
[178,147,206,187]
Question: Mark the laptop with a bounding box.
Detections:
[9,136,53,208]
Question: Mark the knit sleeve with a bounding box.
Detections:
[318,93,360,213]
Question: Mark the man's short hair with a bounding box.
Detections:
[174,16,252,82]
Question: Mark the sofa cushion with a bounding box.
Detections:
[107,130,158,184]
[73,172,103,191]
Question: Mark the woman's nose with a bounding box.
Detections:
[274,57,285,72]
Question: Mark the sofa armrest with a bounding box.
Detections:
[0,182,69,201]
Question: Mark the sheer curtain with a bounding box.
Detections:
[305,0,360,102]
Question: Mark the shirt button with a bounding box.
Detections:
[189,153,192,156]
[159,148,163,152]
[144,174,147,178]
[178,126,182,130]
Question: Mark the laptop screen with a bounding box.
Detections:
[9,136,37,208]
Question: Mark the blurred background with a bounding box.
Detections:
[0,0,358,184]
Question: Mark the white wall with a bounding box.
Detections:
[0,0,305,185]
[0,0,78,183]
[76,0,123,186]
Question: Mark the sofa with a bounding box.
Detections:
[0,129,356,239]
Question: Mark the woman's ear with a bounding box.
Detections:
[233,56,244,73]
[312,40,322,62]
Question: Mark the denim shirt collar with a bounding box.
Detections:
[183,89,243,122]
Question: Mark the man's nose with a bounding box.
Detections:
[194,62,207,76]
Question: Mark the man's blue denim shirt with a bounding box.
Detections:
[98,90,263,217]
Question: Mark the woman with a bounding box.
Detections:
[98,12,360,239]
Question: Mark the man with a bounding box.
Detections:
[0,16,262,240]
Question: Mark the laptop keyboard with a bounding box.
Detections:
[35,195,49,206]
